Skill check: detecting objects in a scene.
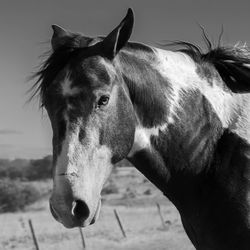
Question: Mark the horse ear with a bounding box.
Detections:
[102,8,134,59]
[51,25,71,50]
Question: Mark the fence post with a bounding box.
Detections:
[79,227,86,249]
[28,219,40,250]
[113,209,126,238]
[156,203,167,229]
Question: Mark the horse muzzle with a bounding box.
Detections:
[49,194,102,228]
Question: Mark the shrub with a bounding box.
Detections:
[2,159,30,180]
[0,179,41,212]
[26,156,53,180]
[0,156,53,181]
[143,189,152,195]
[102,181,119,195]
[123,187,136,199]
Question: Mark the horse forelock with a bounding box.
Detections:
[59,69,81,97]
[30,34,107,106]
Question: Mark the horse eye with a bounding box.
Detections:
[97,95,110,107]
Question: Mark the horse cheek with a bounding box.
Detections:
[101,89,136,164]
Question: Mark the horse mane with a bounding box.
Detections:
[30,46,83,107]
[31,31,250,107]
[167,35,250,93]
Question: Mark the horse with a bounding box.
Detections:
[32,8,250,250]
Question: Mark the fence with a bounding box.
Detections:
[0,203,179,250]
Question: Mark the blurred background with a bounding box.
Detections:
[0,0,249,249]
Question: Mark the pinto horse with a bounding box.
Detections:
[32,9,250,250]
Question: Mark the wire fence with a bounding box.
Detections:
[0,203,189,250]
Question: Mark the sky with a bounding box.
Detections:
[1,0,250,159]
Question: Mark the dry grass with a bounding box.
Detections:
[0,168,194,250]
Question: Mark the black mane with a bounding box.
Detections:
[167,38,250,93]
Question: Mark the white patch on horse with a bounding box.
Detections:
[61,72,80,96]
[55,124,81,179]
[153,48,239,128]
[153,49,198,123]
[128,124,167,157]
[167,86,181,124]
[231,94,250,144]
[54,116,113,187]
[52,117,112,224]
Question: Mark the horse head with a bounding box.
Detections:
[43,9,136,228]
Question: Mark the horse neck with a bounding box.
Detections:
[118,45,224,176]
[116,44,172,127]
[117,44,250,249]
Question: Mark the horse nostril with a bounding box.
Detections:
[72,200,90,221]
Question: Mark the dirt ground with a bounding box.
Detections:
[0,168,195,250]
